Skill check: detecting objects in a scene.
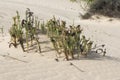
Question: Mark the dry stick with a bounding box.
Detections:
[0,54,28,63]
[69,62,85,72]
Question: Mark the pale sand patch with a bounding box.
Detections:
[0,0,120,80]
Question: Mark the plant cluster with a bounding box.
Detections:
[9,9,41,53]
[9,9,106,61]
[45,17,93,60]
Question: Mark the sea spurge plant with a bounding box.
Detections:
[9,9,41,53]
[9,11,24,51]
[45,16,94,60]
[23,9,41,53]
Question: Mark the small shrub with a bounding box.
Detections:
[9,9,41,53]
[45,17,93,60]
[9,11,24,50]
[84,0,120,18]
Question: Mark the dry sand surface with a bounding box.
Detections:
[0,0,120,80]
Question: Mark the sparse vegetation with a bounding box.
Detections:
[88,0,120,18]
[76,0,120,18]
[9,9,106,61]
[70,0,120,18]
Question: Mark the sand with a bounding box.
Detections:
[0,0,120,80]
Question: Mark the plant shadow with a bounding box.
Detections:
[103,56,120,62]
[72,51,103,61]
[40,40,50,44]
[73,51,120,62]
[41,46,55,53]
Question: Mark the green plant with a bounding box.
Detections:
[21,9,41,53]
[9,11,25,51]
[9,9,42,53]
[45,17,94,60]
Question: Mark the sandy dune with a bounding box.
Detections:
[0,0,120,80]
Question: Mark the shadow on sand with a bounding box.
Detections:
[73,51,120,63]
